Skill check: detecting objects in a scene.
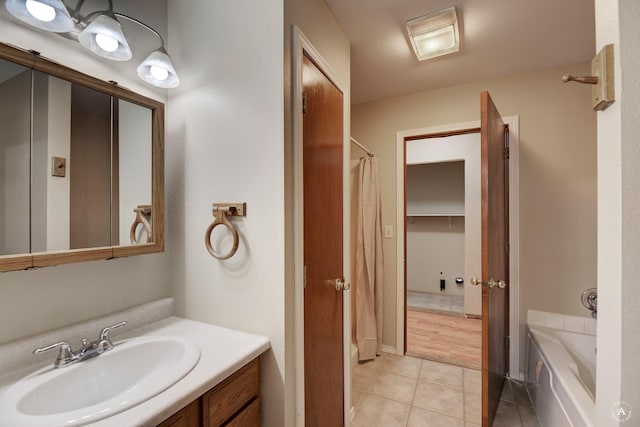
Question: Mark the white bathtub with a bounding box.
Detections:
[526,324,596,427]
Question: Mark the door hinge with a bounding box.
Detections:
[504,146,510,160]
[302,91,307,114]
[506,336,510,349]
[303,265,307,288]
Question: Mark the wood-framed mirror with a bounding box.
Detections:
[0,42,164,272]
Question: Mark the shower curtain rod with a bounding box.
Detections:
[350,137,374,157]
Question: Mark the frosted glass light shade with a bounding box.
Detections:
[78,14,132,61]
[5,0,73,32]
[406,6,460,61]
[137,48,179,88]
[412,26,456,56]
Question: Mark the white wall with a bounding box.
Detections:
[167,1,285,426]
[406,162,465,215]
[118,100,152,246]
[30,73,71,252]
[406,217,465,297]
[46,77,71,251]
[0,1,171,344]
[595,0,640,424]
[618,0,640,418]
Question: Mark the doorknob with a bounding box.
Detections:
[470,277,507,289]
[327,279,350,291]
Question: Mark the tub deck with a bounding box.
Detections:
[526,324,595,427]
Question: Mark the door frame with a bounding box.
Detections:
[395,117,521,379]
[292,27,353,426]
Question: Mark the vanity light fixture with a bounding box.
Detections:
[78,12,132,61]
[5,0,73,32]
[406,6,460,61]
[3,0,179,88]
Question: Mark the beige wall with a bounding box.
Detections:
[284,0,351,425]
[352,62,597,375]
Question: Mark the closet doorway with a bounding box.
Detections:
[404,130,482,369]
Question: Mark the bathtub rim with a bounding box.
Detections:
[527,324,596,427]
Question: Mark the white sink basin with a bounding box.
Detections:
[0,335,200,426]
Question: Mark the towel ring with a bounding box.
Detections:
[205,204,246,260]
[130,205,152,244]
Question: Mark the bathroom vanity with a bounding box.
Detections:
[159,357,260,427]
[0,299,270,427]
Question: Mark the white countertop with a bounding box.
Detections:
[90,316,270,426]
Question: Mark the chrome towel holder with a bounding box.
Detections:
[205,203,246,260]
[130,205,152,244]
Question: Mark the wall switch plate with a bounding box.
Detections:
[51,156,66,177]
[384,225,393,239]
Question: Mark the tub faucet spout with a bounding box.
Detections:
[581,288,597,318]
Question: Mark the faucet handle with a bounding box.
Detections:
[33,341,77,368]
[99,321,127,350]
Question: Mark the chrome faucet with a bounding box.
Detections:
[581,288,597,318]
[33,321,127,368]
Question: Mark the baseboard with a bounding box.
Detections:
[465,313,481,319]
[381,344,398,355]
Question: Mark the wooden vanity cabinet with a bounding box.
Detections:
[157,399,201,427]
[158,358,261,427]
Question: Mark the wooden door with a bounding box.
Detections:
[480,91,509,426]
[302,53,345,427]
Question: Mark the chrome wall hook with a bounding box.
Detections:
[581,288,597,318]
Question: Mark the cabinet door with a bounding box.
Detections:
[203,358,260,426]
[226,398,261,427]
[157,399,201,427]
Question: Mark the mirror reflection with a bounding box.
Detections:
[115,99,152,246]
[0,57,153,258]
[0,59,30,256]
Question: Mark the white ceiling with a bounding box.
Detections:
[325,0,595,104]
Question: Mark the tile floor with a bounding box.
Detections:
[407,291,465,316]
[352,352,539,427]
[494,379,540,427]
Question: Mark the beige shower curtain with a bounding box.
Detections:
[355,156,384,361]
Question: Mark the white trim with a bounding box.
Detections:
[292,26,352,427]
[395,117,521,378]
[505,116,521,380]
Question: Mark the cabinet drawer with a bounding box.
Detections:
[226,397,260,427]
[203,358,260,426]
